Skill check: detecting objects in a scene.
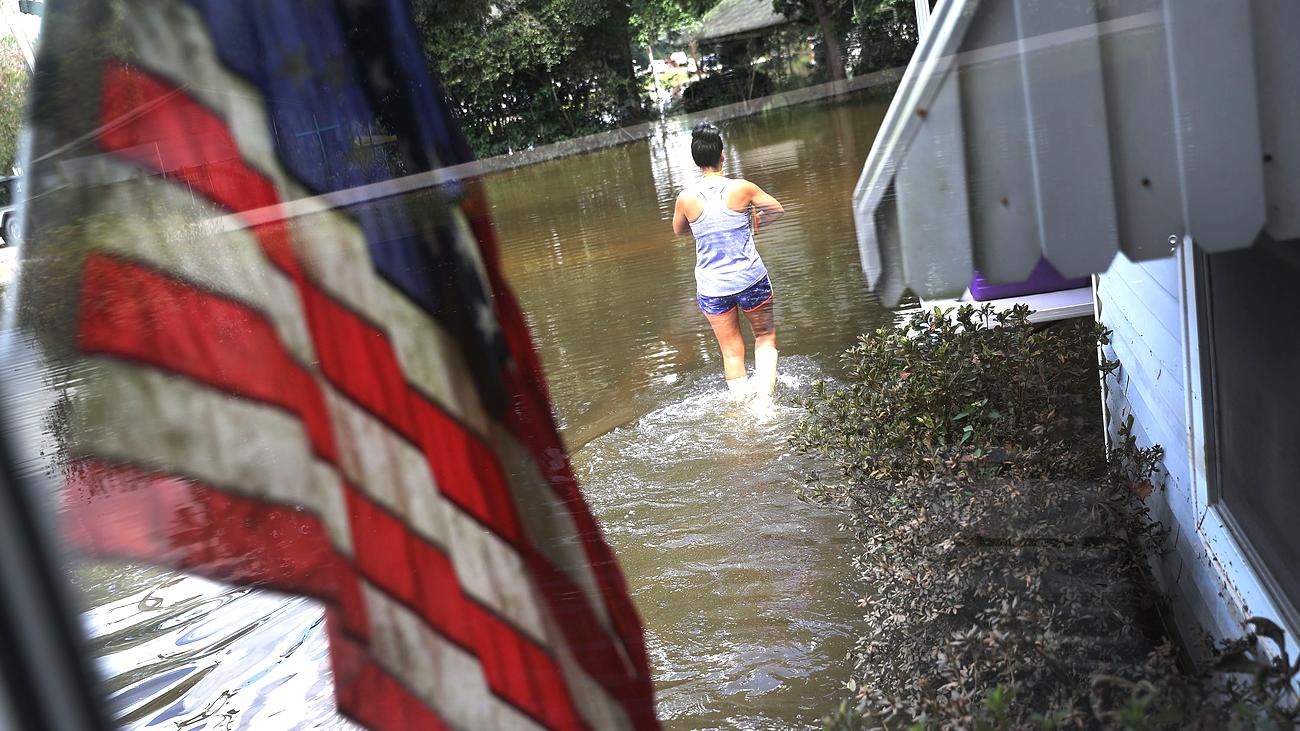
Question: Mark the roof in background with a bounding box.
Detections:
[693,0,789,43]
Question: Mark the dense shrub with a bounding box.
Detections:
[816,475,1171,729]
[793,305,1299,729]
[790,304,1109,484]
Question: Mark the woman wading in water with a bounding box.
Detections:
[672,122,786,399]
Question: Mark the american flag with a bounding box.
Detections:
[18,1,658,729]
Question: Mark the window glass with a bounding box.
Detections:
[1204,242,1300,617]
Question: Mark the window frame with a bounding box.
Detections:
[1184,236,1300,648]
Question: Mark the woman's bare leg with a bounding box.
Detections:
[704,308,746,382]
[742,301,778,395]
[742,300,776,352]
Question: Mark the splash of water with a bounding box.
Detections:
[575,356,855,730]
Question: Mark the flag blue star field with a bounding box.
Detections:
[18,1,659,728]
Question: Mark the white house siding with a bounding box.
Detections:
[1097,253,1241,649]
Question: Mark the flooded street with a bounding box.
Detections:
[490,94,903,728]
[571,362,854,729]
[489,95,897,450]
[4,92,904,729]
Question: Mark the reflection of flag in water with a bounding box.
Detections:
[21,1,658,729]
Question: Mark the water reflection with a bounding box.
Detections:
[80,564,348,730]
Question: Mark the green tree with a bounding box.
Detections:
[628,0,717,48]
[772,0,916,81]
[773,0,850,80]
[411,0,645,157]
[0,36,29,173]
[845,0,917,75]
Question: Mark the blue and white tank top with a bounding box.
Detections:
[686,176,768,297]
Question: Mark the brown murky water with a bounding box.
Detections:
[489,94,905,729]
[490,95,897,451]
[3,92,905,730]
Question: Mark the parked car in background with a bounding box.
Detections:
[0,176,19,246]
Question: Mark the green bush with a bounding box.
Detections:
[791,304,1110,484]
[793,305,1298,729]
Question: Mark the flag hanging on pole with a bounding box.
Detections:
[17,1,659,729]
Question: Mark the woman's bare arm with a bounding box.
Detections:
[672,192,697,236]
[740,180,784,231]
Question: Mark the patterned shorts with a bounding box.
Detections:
[697,276,774,315]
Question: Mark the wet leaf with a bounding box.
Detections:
[1248,616,1286,651]
[1213,650,1261,675]
[1127,479,1153,499]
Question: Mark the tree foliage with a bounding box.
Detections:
[844,0,917,76]
[773,0,852,80]
[408,0,912,157]
[773,0,916,80]
[0,36,29,173]
[629,0,717,48]
[775,0,911,27]
[411,0,646,157]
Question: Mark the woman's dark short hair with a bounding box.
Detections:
[691,122,723,168]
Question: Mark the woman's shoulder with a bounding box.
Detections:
[717,177,755,193]
[680,176,748,197]
[721,178,757,204]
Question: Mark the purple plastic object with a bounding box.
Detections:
[968,258,1090,301]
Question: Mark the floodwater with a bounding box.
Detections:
[3,91,904,729]
[490,94,903,728]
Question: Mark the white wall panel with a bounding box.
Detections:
[957,0,1040,283]
[1014,0,1118,277]
[1249,0,1300,241]
[896,80,974,299]
[1163,0,1266,252]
